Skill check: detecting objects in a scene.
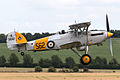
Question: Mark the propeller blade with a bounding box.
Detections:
[106,14,110,32]
[106,14,113,56]
[109,38,113,56]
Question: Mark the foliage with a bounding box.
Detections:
[35,66,42,72]
[59,69,69,73]
[0,55,6,66]
[88,56,108,69]
[59,68,73,73]
[109,58,118,65]
[8,53,19,66]
[39,58,51,68]
[111,30,120,38]
[0,34,6,43]
[65,57,76,68]
[102,58,107,64]
[94,56,106,65]
[25,33,33,41]
[73,66,79,72]
[23,54,33,67]
[48,66,56,72]
[51,55,63,68]
[83,68,89,72]
[22,32,52,41]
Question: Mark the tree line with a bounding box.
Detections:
[0,30,120,43]
[0,32,53,43]
[0,53,120,69]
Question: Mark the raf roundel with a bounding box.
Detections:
[18,36,21,40]
[47,41,55,49]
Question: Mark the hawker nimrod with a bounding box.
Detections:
[7,15,113,65]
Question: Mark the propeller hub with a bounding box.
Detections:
[107,32,113,38]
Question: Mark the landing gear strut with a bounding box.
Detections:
[71,48,92,65]
[21,52,24,56]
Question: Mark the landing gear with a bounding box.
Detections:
[80,54,92,65]
[71,48,92,65]
[21,52,24,56]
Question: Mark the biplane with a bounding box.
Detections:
[6,15,113,65]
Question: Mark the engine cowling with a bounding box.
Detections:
[76,46,86,51]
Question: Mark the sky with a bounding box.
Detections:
[0,0,120,34]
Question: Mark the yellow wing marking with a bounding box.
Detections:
[15,32,27,44]
[34,37,49,50]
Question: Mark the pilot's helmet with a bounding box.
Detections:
[61,30,65,34]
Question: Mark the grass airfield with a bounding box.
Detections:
[0,68,120,80]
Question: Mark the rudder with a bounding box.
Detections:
[15,32,27,44]
[7,32,27,50]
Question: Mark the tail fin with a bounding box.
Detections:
[7,32,27,50]
[15,32,27,44]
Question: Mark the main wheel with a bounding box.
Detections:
[80,54,92,65]
[21,52,24,56]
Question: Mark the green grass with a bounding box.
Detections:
[0,38,120,64]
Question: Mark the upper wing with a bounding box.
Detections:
[69,22,91,30]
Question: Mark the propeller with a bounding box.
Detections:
[106,14,113,56]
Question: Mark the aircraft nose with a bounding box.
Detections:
[107,32,113,38]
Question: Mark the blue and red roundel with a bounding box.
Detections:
[47,41,55,48]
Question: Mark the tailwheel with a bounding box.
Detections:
[80,54,92,65]
[21,52,24,56]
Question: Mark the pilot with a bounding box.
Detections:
[61,30,65,34]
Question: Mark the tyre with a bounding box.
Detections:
[80,54,92,65]
[21,52,24,56]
